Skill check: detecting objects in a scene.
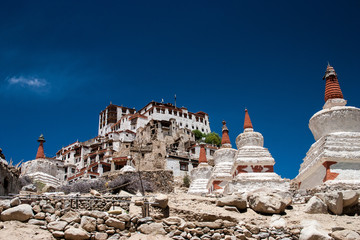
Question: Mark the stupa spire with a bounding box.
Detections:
[243,109,253,130]
[323,64,344,102]
[221,120,232,148]
[36,134,46,159]
[198,143,207,164]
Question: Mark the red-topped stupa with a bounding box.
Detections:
[296,64,360,191]
[36,134,46,159]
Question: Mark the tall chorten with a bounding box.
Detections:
[225,109,289,194]
[295,64,360,189]
[188,141,213,195]
[207,121,237,194]
[36,134,46,159]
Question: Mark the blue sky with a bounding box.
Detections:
[1,0,360,179]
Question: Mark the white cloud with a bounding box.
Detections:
[7,76,48,88]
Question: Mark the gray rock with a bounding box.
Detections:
[28,219,46,225]
[212,232,221,240]
[247,191,287,214]
[331,230,360,240]
[89,210,108,219]
[42,204,55,214]
[138,222,167,235]
[304,196,328,214]
[324,192,343,215]
[138,216,153,224]
[107,233,120,240]
[64,227,90,240]
[153,194,168,209]
[32,205,41,213]
[195,221,222,229]
[342,190,359,208]
[117,213,131,222]
[94,232,108,240]
[300,220,331,240]
[0,204,33,221]
[80,216,97,232]
[10,197,21,207]
[52,231,65,238]
[105,217,125,230]
[47,221,68,231]
[60,210,80,223]
[34,212,46,220]
[216,195,247,210]
[0,200,11,210]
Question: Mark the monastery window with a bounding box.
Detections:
[180,162,188,171]
[156,108,160,113]
[161,109,165,114]
[186,124,188,128]
[184,113,187,118]
[191,148,195,154]
[210,150,215,156]
[71,168,75,174]
[192,163,198,168]
[179,112,182,117]
[142,153,145,157]
[126,145,129,148]
[202,128,204,132]
[68,153,70,158]
[180,123,182,126]
[196,126,198,130]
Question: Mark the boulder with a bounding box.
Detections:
[94,232,108,240]
[247,191,287,214]
[269,215,287,229]
[10,197,21,207]
[53,231,65,238]
[32,205,41,213]
[105,217,125,230]
[342,190,359,208]
[42,204,55,214]
[89,210,107,219]
[138,222,167,235]
[80,216,97,232]
[61,211,80,223]
[64,227,90,240]
[107,206,124,215]
[324,192,343,215]
[216,195,247,210]
[153,194,168,209]
[304,196,328,214]
[0,204,33,221]
[34,212,46,220]
[300,220,331,240]
[47,221,68,231]
[28,219,46,225]
[331,230,360,240]
[0,200,11,210]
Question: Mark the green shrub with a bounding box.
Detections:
[183,174,191,188]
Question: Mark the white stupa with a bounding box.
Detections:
[295,64,360,189]
[188,141,213,195]
[207,121,237,194]
[225,109,289,194]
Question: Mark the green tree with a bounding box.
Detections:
[192,130,204,141]
[204,132,222,147]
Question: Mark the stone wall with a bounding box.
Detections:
[102,170,174,193]
[0,162,20,196]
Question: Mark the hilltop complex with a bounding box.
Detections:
[19,64,360,193]
[21,101,217,187]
